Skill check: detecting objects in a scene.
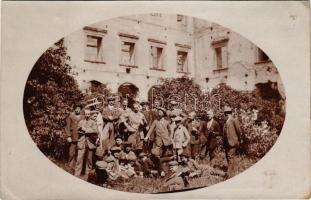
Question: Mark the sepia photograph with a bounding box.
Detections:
[22,13,286,193]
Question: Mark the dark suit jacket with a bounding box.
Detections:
[223,116,242,147]
[201,119,222,149]
[65,112,84,142]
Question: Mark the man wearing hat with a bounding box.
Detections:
[200,110,223,162]
[135,152,155,177]
[144,107,172,157]
[109,135,124,153]
[65,104,84,171]
[163,160,188,191]
[185,111,202,160]
[168,100,187,123]
[95,160,109,186]
[102,96,122,150]
[120,142,137,164]
[140,101,158,153]
[125,101,147,153]
[179,152,202,178]
[74,109,99,179]
[170,116,190,162]
[104,152,121,181]
[223,106,243,163]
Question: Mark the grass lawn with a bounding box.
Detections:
[49,154,258,193]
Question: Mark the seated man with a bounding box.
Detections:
[163,160,189,191]
[179,152,202,178]
[104,146,122,181]
[110,135,125,152]
[135,152,156,177]
[119,155,136,179]
[159,148,176,177]
[120,142,137,165]
[95,160,109,186]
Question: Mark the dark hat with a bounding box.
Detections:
[180,151,189,158]
[115,135,123,140]
[224,106,232,113]
[168,160,179,166]
[73,104,83,110]
[174,116,183,122]
[110,146,122,152]
[138,152,146,158]
[157,107,167,113]
[140,101,149,106]
[123,142,132,147]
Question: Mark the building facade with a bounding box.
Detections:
[64,13,285,100]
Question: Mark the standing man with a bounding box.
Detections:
[102,96,121,150]
[65,104,84,172]
[140,101,157,153]
[186,111,202,160]
[223,106,243,163]
[120,98,131,113]
[117,98,132,142]
[170,116,190,162]
[144,107,172,157]
[125,101,147,154]
[168,100,187,124]
[74,110,99,180]
[201,110,227,170]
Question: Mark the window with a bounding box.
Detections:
[177,51,188,73]
[148,38,166,71]
[151,46,164,69]
[175,43,191,73]
[212,38,229,70]
[215,47,222,69]
[85,35,103,62]
[257,48,270,62]
[118,33,139,67]
[120,41,135,66]
[83,26,106,63]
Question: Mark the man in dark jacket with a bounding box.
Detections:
[65,104,84,171]
[223,106,243,163]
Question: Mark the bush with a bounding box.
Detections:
[150,78,285,159]
[23,39,83,160]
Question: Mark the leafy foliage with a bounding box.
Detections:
[23,39,83,159]
[150,78,285,158]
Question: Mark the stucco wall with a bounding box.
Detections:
[64,14,285,100]
[65,14,196,99]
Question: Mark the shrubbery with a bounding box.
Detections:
[23,39,83,159]
[151,77,285,158]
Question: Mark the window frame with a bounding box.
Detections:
[118,33,139,68]
[211,38,229,72]
[83,26,107,64]
[148,38,167,71]
[175,43,191,74]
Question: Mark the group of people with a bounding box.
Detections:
[65,96,244,191]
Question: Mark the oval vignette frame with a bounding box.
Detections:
[23,13,286,194]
